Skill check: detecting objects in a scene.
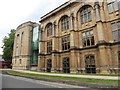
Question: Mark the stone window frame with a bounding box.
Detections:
[46,23,52,36]
[111,21,120,42]
[61,15,69,30]
[80,6,92,24]
[62,35,70,51]
[107,0,119,14]
[82,30,94,47]
[47,40,52,53]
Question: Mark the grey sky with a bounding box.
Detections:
[0,0,67,54]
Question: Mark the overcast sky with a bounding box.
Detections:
[0,0,68,55]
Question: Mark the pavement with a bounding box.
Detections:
[1,69,119,89]
[4,69,119,80]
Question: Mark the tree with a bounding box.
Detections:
[2,29,16,62]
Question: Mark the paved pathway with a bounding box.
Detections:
[12,70,119,80]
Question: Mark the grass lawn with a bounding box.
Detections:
[4,70,119,85]
[29,70,120,76]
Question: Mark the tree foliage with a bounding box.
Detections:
[2,29,16,62]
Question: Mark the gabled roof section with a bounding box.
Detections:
[40,0,78,22]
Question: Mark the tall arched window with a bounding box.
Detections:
[80,6,92,24]
[85,55,96,74]
[46,23,52,36]
[63,57,70,73]
[47,59,52,72]
[61,15,69,30]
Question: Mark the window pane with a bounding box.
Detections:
[82,33,86,38]
[113,31,119,41]
[117,21,120,29]
[82,30,94,47]
[80,15,84,23]
[108,3,113,13]
[87,38,90,46]
[112,23,118,30]
[68,42,70,49]
[62,35,70,50]
[91,36,95,45]
[114,1,119,11]
[84,13,87,22]
[88,12,91,21]
[90,30,93,35]
[83,39,86,47]
[107,0,112,3]
[86,31,89,37]
[61,16,69,30]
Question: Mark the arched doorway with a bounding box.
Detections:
[85,55,96,74]
[47,59,52,72]
[63,57,70,73]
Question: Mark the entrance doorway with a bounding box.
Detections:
[63,57,70,73]
[85,55,96,74]
[47,59,52,72]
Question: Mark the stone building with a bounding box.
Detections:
[12,21,39,70]
[38,0,120,74]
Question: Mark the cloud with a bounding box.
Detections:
[0,0,66,54]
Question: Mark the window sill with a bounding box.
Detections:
[81,20,92,25]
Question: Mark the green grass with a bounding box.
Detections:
[5,70,119,85]
[29,70,120,76]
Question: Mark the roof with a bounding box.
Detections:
[40,0,77,22]
[17,21,39,30]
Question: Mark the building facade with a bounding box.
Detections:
[12,21,39,70]
[38,0,120,74]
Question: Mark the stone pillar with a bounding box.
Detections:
[52,37,56,51]
[37,56,41,71]
[77,52,81,72]
[70,31,75,48]
[94,2,105,43]
[99,46,109,74]
[70,13,76,49]
[53,21,57,36]
[70,50,77,73]
[51,54,56,72]
[70,13,74,30]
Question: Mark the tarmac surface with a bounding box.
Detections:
[1,69,119,89]
[2,74,90,89]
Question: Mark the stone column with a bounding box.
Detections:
[70,31,75,48]
[70,13,76,49]
[98,46,109,74]
[70,13,74,30]
[70,50,77,73]
[37,56,41,71]
[51,54,56,72]
[53,21,57,36]
[94,2,105,43]
[77,52,81,72]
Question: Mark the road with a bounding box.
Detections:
[1,74,96,89]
